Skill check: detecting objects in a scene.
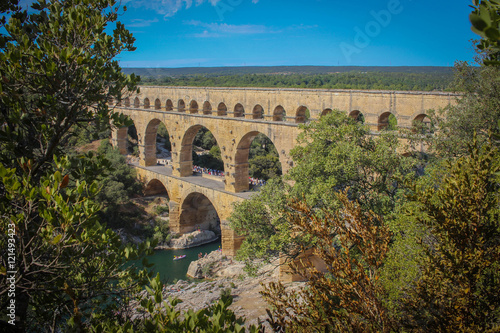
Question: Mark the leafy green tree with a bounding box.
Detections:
[247,133,282,181]
[431,63,500,157]
[0,158,153,332]
[288,110,416,216]
[248,154,281,181]
[229,178,295,261]
[470,0,500,65]
[0,0,149,330]
[96,140,142,206]
[0,0,138,175]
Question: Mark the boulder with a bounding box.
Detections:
[169,230,218,249]
[187,262,203,279]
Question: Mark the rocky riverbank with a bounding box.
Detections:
[158,250,284,328]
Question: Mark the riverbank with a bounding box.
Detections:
[160,250,283,328]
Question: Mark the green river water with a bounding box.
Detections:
[143,240,222,283]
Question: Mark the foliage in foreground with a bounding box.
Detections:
[91,274,263,333]
[262,192,395,332]
[430,63,500,157]
[399,137,500,332]
[260,136,500,332]
[0,0,147,330]
[0,159,153,332]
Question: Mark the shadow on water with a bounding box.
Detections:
[140,239,222,284]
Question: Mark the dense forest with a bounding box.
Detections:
[135,71,454,91]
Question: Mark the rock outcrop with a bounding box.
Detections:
[166,252,282,329]
[155,230,219,250]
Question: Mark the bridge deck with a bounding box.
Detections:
[131,163,256,200]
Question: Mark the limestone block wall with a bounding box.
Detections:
[116,86,457,128]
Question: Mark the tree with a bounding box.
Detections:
[0,0,138,175]
[399,137,500,332]
[261,192,396,332]
[229,178,296,262]
[430,63,500,157]
[0,0,149,330]
[470,0,500,65]
[248,154,282,181]
[96,140,143,206]
[288,110,416,217]
[231,111,418,261]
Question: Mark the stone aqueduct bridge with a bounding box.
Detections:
[111,86,456,255]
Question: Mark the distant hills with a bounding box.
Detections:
[122,66,454,78]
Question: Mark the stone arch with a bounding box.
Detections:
[154,98,161,110]
[412,113,433,133]
[378,112,397,131]
[253,105,264,119]
[203,101,212,115]
[233,131,283,192]
[144,98,150,109]
[124,97,130,107]
[273,105,286,122]
[234,103,244,117]
[349,110,365,123]
[321,108,333,117]
[179,192,221,235]
[178,99,186,113]
[134,97,140,108]
[295,106,309,124]
[217,102,227,116]
[178,124,223,177]
[189,100,199,114]
[166,99,174,111]
[143,118,164,166]
[144,179,169,197]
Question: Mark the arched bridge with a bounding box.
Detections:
[111,86,457,255]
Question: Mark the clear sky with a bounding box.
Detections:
[20,0,479,68]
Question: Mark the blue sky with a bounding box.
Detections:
[19,0,478,67]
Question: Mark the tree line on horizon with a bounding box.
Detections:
[139,71,454,91]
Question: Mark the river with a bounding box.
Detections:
[141,240,222,283]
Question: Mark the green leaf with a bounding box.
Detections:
[51,234,63,245]
[470,13,488,32]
